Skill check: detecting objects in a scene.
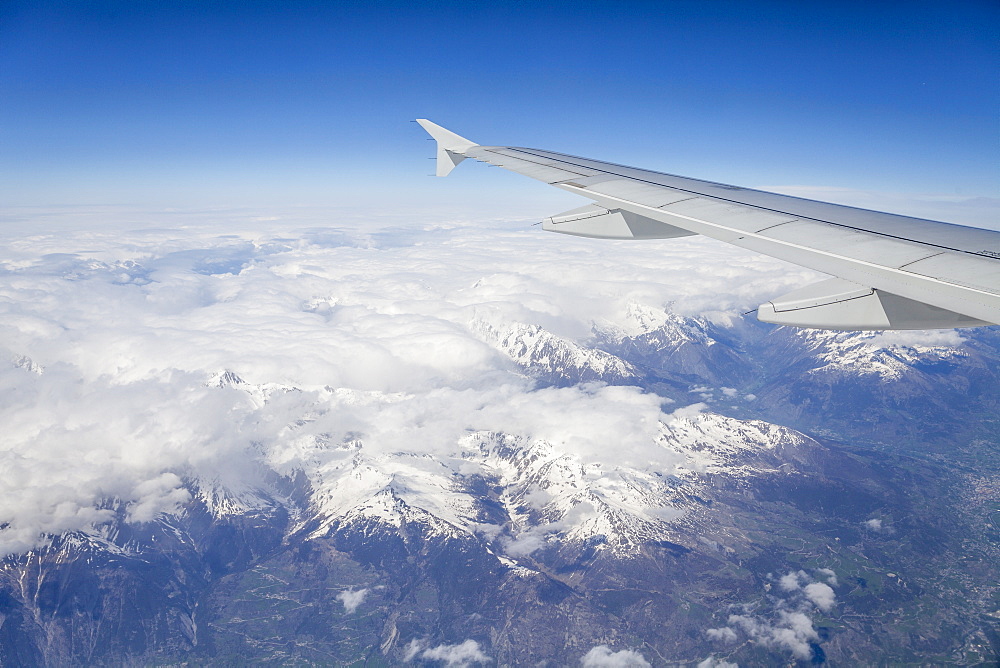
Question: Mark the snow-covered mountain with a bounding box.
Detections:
[592,304,755,389]
[198,373,825,562]
[2,309,998,666]
[472,318,640,384]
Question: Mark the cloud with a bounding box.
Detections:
[0,206,977,555]
[730,611,817,660]
[403,640,423,662]
[500,501,602,557]
[708,569,837,660]
[705,627,738,643]
[126,473,192,523]
[866,329,966,349]
[580,645,651,667]
[0,360,257,554]
[406,639,491,666]
[697,657,739,668]
[336,588,368,614]
[502,531,546,557]
[815,568,838,586]
[863,518,883,531]
[521,485,553,509]
[471,523,503,540]
[803,583,836,612]
[646,505,684,522]
[668,403,708,421]
[778,570,807,591]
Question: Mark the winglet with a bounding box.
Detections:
[416,119,478,176]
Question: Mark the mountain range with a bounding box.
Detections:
[2,306,998,665]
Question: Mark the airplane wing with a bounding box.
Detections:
[416,119,1000,331]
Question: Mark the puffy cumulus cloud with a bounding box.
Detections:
[866,329,966,349]
[580,645,651,667]
[803,582,836,612]
[815,568,838,586]
[697,657,739,668]
[404,639,491,666]
[262,383,681,476]
[126,473,191,523]
[705,627,737,643]
[500,500,607,557]
[502,531,546,557]
[782,570,837,613]
[521,485,553,509]
[336,588,368,614]
[729,611,817,660]
[778,570,808,592]
[668,402,708,421]
[708,569,838,661]
[863,518,884,531]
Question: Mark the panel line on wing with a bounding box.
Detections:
[475,148,593,182]
[752,221,797,235]
[498,146,1000,261]
[896,252,946,270]
[580,187,1000,322]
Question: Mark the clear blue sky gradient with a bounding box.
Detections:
[2,0,997,208]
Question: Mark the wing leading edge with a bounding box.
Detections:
[416,119,1000,330]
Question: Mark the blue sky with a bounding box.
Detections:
[2,0,997,210]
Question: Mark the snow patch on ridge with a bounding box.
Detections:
[472,319,640,383]
[794,330,966,380]
[191,375,826,557]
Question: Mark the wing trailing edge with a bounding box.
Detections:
[542,204,696,240]
[757,278,989,330]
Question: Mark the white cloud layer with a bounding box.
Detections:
[0,200,988,553]
[0,209,818,554]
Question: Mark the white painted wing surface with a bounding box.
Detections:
[416,119,1000,330]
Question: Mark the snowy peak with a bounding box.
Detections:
[661,412,813,476]
[788,329,968,380]
[210,369,246,387]
[46,352,835,566]
[589,305,755,388]
[11,354,44,375]
[463,433,686,554]
[472,319,639,384]
[207,368,301,406]
[191,477,282,519]
[596,301,710,348]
